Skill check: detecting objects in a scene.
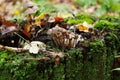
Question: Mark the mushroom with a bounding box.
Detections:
[32,6,39,12]
[1,25,17,35]
[24,0,39,24]
[47,25,84,48]
[24,8,34,21]
[23,0,35,8]
[24,7,38,24]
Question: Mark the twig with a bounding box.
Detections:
[14,32,30,44]
[0,44,28,52]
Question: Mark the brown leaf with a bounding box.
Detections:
[2,19,16,27]
[20,30,31,39]
[54,17,64,23]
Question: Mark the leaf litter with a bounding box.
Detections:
[0,0,119,60]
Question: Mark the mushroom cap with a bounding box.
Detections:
[32,6,39,12]
[48,17,55,23]
[23,1,35,8]
[2,26,17,35]
[24,5,39,15]
[24,8,36,14]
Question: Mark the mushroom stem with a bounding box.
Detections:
[28,14,33,24]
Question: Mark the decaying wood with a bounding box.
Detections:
[23,57,50,61]
[47,51,65,58]
[0,44,67,62]
[0,44,28,52]
[23,52,66,62]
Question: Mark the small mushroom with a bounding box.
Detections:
[48,17,55,23]
[1,26,17,35]
[23,0,35,8]
[24,8,35,15]
[44,14,50,21]
[24,8,34,20]
[47,25,84,48]
[32,6,39,12]
[24,1,39,24]
[24,8,38,24]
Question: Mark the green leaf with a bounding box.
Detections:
[112,68,120,71]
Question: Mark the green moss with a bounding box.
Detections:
[67,18,93,24]
[94,20,118,30]
[0,35,119,80]
[0,13,120,80]
[76,14,96,20]
[67,14,95,24]
[99,15,120,22]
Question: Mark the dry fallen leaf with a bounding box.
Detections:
[76,25,89,32]
[54,16,64,23]
[20,30,31,39]
[35,12,45,25]
[75,21,93,32]
[24,23,31,32]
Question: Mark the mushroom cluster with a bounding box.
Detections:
[47,25,84,48]
[23,0,39,22]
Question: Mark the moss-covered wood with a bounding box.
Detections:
[0,14,120,80]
